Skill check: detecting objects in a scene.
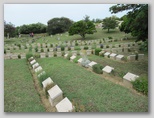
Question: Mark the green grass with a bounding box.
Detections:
[4,59,45,112]
[37,57,148,112]
[88,54,148,77]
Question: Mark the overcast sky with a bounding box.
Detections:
[4,4,129,27]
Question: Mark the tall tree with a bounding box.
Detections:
[4,21,16,38]
[47,17,73,35]
[102,16,118,33]
[110,4,148,41]
[69,20,96,39]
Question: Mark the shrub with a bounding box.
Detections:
[26,53,33,60]
[95,48,102,56]
[66,54,72,60]
[17,44,21,48]
[106,45,109,48]
[38,73,49,87]
[18,54,21,59]
[34,53,40,58]
[108,36,112,39]
[84,46,88,50]
[73,57,79,63]
[75,47,81,50]
[75,42,78,46]
[41,48,44,52]
[139,41,148,52]
[92,64,103,74]
[35,47,38,52]
[131,76,148,95]
[50,44,53,47]
[4,49,6,54]
[61,46,65,51]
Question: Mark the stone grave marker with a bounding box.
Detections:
[116,55,124,61]
[104,52,110,58]
[102,65,114,75]
[88,61,97,69]
[34,66,42,73]
[20,53,26,59]
[127,55,136,61]
[48,85,63,106]
[57,52,62,57]
[40,53,46,58]
[42,77,54,92]
[110,53,117,59]
[70,55,76,61]
[86,50,92,55]
[32,62,39,69]
[57,48,61,52]
[138,54,144,61]
[77,58,83,63]
[56,97,75,112]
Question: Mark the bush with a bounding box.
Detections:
[75,47,81,50]
[66,54,72,60]
[132,76,148,95]
[38,73,49,87]
[108,36,112,39]
[61,46,65,51]
[26,53,33,60]
[84,46,88,50]
[92,64,103,74]
[75,42,78,46]
[34,53,40,58]
[41,48,44,52]
[95,48,102,56]
[18,54,21,59]
[73,57,79,63]
[139,41,148,52]
[35,47,38,52]
[4,49,6,54]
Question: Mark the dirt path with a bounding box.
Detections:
[27,62,56,112]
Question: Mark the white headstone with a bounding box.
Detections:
[123,72,139,82]
[102,65,114,74]
[77,58,83,63]
[70,55,76,60]
[42,77,54,90]
[116,55,124,61]
[34,66,43,73]
[88,61,97,68]
[110,53,117,59]
[56,97,74,112]
[30,59,36,65]
[32,62,39,69]
[48,85,63,106]
[38,71,46,77]
[104,52,110,58]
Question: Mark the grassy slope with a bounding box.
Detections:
[37,57,148,112]
[4,59,45,112]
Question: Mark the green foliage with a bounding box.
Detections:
[34,53,40,59]
[47,17,73,35]
[110,4,148,41]
[35,47,38,52]
[38,73,49,87]
[66,54,72,60]
[75,42,78,46]
[92,64,103,74]
[132,76,148,95]
[139,41,148,51]
[19,22,47,34]
[95,48,102,55]
[41,48,44,52]
[61,46,65,51]
[4,21,16,38]
[69,20,96,39]
[84,46,88,50]
[75,47,81,50]
[102,16,118,33]
[18,54,21,59]
[73,57,79,63]
[26,53,33,60]
[4,49,6,54]
[108,36,113,39]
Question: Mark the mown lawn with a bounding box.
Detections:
[4,59,45,112]
[37,57,148,112]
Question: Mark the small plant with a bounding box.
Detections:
[106,45,109,48]
[26,53,33,60]
[92,64,103,74]
[67,54,72,60]
[108,36,112,39]
[4,49,6,54]
[50,44,53,47]
[38,73,49,87]
[18,54,21,59]
[95,48,102,56]
[54,53,57,57]
[34,53,40,58]
[61,46,65,51]
[131,76,148,95]
[73,57,80,63]
[75,42,78,46]
[75,47,81,50]
[84,46,88,50]
[41,48,44,52]
[35,47,38,52]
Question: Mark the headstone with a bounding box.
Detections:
[86,50,92,55]
[64,47,68,51]
[49,48,53,52]
[57,48,61,52]
[77,57,83,63]
[20,53,26,59]
[138,54,144,61]
[116,48,123,53]
[32,62,39,69]
[64,53,68,58]
[34,66,42,73]
[102,65,114,75]
[4,54,11,59]
[70,47,74,51]
[57,52,62,57]
[30,59,36,65]
[115,44,119,48]
[116,55,124,61]
[88,61,97,68]
[110,53,117,59]
[111,48,117,53]
[127,55,136,61]
[70,55,76,61]
[123,47,129,53]
[40,53,46,58]
[42,77,54,92]
[88,46,92,50]
[104,52,110,58]
[38,71,46,77]
[80,46,84,50]
[48,52,54,57]
[43,48,48,52]
[48,85,63,106]
[56,97,75,112]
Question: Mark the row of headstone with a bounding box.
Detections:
[29,57,75,112]
[4,53,26,60]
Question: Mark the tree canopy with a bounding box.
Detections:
[47,17,73,35]
[110,4,148,41]
[68,20,96,39]
[102,16,118,33]
[4,21,16,38]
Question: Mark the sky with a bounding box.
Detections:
[4,4,129,27]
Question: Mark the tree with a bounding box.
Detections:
[47,17,73,35]
[68,20,96,39]
[4,21,16,38]
[83,15,90,22]
[102,16,118,33]
[109,4,148,41]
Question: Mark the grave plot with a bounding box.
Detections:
[37,57,148,112]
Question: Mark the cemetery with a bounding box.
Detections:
[4,4,148,112]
